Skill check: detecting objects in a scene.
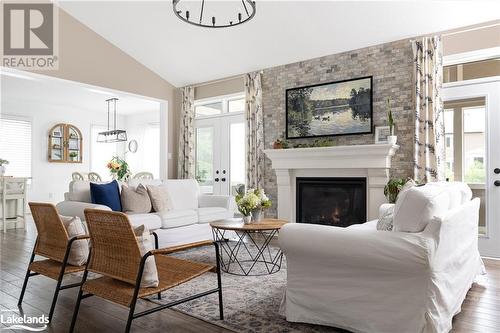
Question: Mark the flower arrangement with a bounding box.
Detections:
[106,156,131,181]
[236,187,272,223]
[0,159,9,166]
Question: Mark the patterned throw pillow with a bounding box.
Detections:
[146,185,173,213]
[377,206,394,231]
[60,215,89,266]
[134,225,159,288]
[121,184,152,214]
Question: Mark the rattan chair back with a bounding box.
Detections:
[29,203,69,262]
[84,209,142,284]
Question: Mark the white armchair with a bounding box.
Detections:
[279,182,484,333]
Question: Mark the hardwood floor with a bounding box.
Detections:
[1,220,499,333]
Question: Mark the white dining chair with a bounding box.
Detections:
[87,172,102,182]
[1,177,27,232]
[132,172,154,180]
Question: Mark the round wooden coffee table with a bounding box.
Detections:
[210,218,287,276]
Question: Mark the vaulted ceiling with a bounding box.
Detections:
[59,1,500,87]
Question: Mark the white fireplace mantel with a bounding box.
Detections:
[263,144,399,222]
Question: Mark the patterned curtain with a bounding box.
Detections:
[245,71,264,189]
[178,86,195,179]
[412,36,445,183]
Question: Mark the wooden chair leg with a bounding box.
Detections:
[18,247,36,306]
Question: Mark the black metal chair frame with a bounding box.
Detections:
[18,236,87,322]
[69,239,223,333]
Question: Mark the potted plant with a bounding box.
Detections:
[69,151,78,161]
[387,98,397,145]
[383,178,407,203]
[0,159,9,176]
[272,137,289,149]
[106,156,131,181]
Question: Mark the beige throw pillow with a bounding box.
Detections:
[146,185,172,213]
[59,215,90,266]
[121,184,152,214]
[134,225,159,288]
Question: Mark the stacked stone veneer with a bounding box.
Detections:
[262,39,414,217]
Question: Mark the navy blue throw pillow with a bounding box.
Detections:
[90,180,122,212]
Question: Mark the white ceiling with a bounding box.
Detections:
[60,1,500,87]
[1,72,161,115]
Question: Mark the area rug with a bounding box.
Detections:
[147,241,345,333]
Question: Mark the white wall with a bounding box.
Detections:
[2,99,127,203]
[124,111,161,178]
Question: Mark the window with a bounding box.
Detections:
[443,99,486,184]
[142,124,160,178]
[444,58,500,83]
[0,116,32,178]
[195,94,245,118]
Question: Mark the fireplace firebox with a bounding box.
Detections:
[296,177,366,227]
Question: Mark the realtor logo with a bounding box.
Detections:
[2,2,58,69]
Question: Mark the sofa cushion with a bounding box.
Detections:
[90,180,122,212]
[198,207,232,223]
[60,215,89,266]
[121,184,152,214]
[133,225,159,288]
[163,179,200,210]
[128,213,162,230]
[393,181,472,233]
[147,185,173,213]
[68,180,92,203]
[158,209,198,229]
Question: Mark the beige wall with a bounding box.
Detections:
[443,22,500,55]
[194,77,245,100]
[28,9,178,178]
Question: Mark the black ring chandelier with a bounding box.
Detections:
[173,0,256,28]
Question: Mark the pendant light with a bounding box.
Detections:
[97,98,127,143]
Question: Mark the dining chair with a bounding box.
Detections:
[19,203,89,321]
[87,172,102,182]
[71,172,85,181]
[70,209,223,333]
[1,177,27,232]
[132,172,154,180]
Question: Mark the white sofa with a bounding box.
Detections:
[56,179,235,247]
[279,182,484,333]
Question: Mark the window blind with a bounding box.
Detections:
[0,117,32,178]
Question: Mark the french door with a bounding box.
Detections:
[442,78,500,257]
[195,113,246,196]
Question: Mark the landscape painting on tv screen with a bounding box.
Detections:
[286,76,373,139]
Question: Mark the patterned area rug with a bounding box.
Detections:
[147,241,345,333]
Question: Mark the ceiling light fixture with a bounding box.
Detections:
[173,0,256,28]
[97,98,128,143]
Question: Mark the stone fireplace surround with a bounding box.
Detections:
[263,144,399,222]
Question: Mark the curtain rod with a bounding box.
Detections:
[190,70,264,88]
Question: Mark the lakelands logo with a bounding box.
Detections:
[2,2,59,70]
[0,309,49,331]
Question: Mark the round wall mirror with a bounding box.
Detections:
[128,139,138,153]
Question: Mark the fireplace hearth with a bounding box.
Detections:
[296,177,366,227]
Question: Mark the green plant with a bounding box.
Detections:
[383,178,407,203]
[0,159,9,166]
[106,156,131,181]
[235,188,272,216]
[387,98,395,135]
[69,152,78,158]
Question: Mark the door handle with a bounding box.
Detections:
[494,180,500,187]
[494,168,500,174]
[214,178,220,182]
[221,177,226,182]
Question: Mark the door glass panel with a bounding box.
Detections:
[196,127,214,194]
[443,58,500,83]
[230,122,246,195]
[195,102,223,117]
[228,98,245,113]
[444,97,486,235]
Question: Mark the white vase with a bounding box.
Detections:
[387,136,398,145]
[0,165,5,176]
[242,215,252,224]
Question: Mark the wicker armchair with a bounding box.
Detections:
[19,203,89,321]
[70,209,223,333]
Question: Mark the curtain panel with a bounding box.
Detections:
[245,71,264,189]
[178,86,195,179]
[412,36,445,183]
